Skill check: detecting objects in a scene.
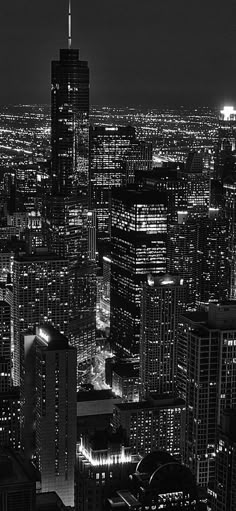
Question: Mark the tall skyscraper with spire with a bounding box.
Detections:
[49,1,96,374]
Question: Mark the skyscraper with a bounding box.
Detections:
[224,178,236,298]
[24,326,77,508]
[113,396,185,460]
[49,9,96,371]
[50,38,89,260]
[140,274,185,398]
[89,126,152,246]
[0,300,21,451]
[214,106,236,181]
[178,302,236,487]
[13,249,69,386]
[213,409,236,511]
[168,211,230,309]
[110,186,167,357]
[76,428,137,511]
[0,301,12,390]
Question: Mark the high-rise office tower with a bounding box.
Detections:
[76,428,137,511]
[0,300,21,450]
[214,106,236,181]
[178,302,236,488]
[148,157,208,221]
[224,178,236,298]
[140,274,185,398]
[96,254,111,331]
[0,301,12,390]
[24,326,77,508]
[13,250,69,386]
[49,7,96,370]
[89,126,152,246]
[213,409,236,511]
[142,166,187,224]
[168,211,230,309]
[181,158,209,218]
[0,386,21,450]
[110,186,167,357]
[15,163,43,213]
[185,151,204,174]
[50,9,89,256]
[111,360,139,402]
[196,213,230,304]
[0,251,14,284]
[167,219,198,309]
[113,395,185,460]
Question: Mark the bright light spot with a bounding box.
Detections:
[220,106,236,121]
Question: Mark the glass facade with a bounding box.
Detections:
[110,187,167,356]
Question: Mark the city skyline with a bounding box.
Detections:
[1,0,236,107]
[1,1,236,510]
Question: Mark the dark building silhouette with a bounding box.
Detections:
[0,447,39,511]
[213,409,236,511]
[106,451,206,510]
[0,300,21,451]
[51,48,89,196]
[224,178,236,298]
[24,326,77,508]
[76,427,137,511]
[49,44,96,373]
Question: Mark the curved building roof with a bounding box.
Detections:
[135,451,197,497]
[136,451,173,474]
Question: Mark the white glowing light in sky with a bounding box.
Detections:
[220,106,236,121]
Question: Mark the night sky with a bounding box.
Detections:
[1,0,236,107]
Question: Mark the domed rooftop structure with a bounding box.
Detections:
[133,451,198,508]
[136,451,173,475]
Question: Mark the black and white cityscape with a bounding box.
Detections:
[0,1,236,510]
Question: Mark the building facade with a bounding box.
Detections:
[140,274,185,398]
[110,187,167,357]
[24,326,77,508]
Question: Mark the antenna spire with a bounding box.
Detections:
[68,0,72,49]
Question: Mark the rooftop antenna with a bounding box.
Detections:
[68,0,72,49]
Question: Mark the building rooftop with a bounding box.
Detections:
[112,186,167,205]
[36,492,67,511]
[115,396,185,412]
[117,490,141,508]
[180,311,208,325]
[14,250,66,262]
[146,273,184,288]
[136,451,173,474]
[0,387,20,399]
[77,389,115,402]
[113,363,139,379]
[36,325,74,351]
[181,301,236,331]
[0,447,39,486]
[87,427,128,451]
[134,451,197,495]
